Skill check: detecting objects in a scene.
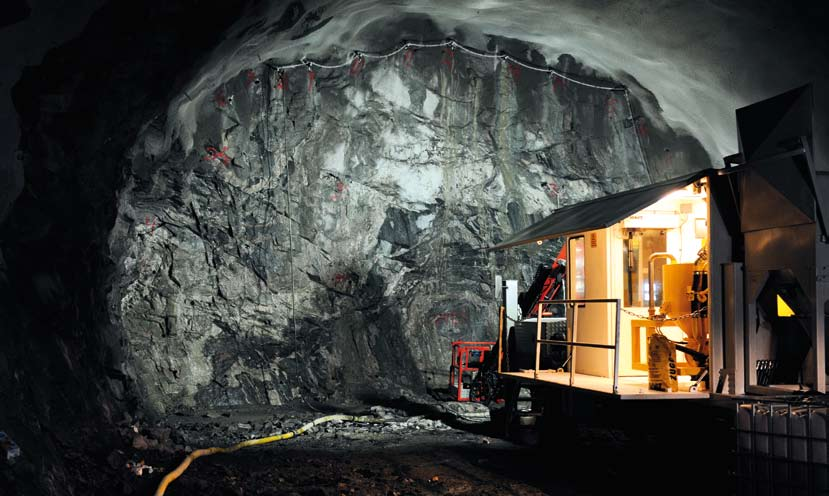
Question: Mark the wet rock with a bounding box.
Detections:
[148,427,171,443]
[369,406,407,420]
[440,401,491,424]
[131,435,149,450]
[0,432,21,464]
[106,450,126,470]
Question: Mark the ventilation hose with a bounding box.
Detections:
[154,414,384,496]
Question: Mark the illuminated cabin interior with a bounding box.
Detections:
[498,179,713,399]
[564,182,710,395]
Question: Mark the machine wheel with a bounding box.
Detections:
[470,341,505,405]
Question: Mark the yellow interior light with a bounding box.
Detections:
[777,294,796,317]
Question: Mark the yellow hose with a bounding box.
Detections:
[154,414,383,496]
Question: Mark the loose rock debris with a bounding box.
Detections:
[100,405,563,495]
[0,432,21,464]
[126,459,158,477]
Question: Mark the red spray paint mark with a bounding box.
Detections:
[330,180,348,202]
[246,70,257,87]
[332,273,357,289]
[545,181,560,198]
[508,62,521,81]
[403,48,415,69]
[637,120,648,138]
[441,47,455,72]
[433,311,466,327]
[276,73,288,91]
[307,70,316,93]
[607,97,619,117]
[349,57,366,76]
[551,76,567,93]
[145,216,157,234]
[664,151,674,165]
[204,145,232,167]
[214,89,227,108]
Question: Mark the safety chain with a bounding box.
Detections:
[504,310,566,324]
[620,306,708,322]
[266,38,624,91]
[504,306,707,325]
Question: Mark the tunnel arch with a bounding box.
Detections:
[116,29,710,414]
[3,3,828,493]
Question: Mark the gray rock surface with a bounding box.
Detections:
[111,47,701,414]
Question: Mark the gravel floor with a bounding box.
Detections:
[105,403,588,495]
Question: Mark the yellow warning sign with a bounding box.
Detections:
[777,294,795,317]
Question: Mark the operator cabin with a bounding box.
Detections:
[492,85,828,400]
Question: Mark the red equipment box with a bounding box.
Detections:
[449,341,495,402]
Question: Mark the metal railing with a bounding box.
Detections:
[533,298,622,394]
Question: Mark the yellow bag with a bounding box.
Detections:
[648,334,678,392]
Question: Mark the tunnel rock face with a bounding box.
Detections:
[110,48,689,414]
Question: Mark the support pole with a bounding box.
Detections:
[535,302,543,379]
[498,306,505,374]
[570,304,579,387]
[613,299,621,394]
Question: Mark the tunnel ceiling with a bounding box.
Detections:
[157,0,829,168]
[3,1,829,222]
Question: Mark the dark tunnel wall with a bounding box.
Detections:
[0,2,248,492]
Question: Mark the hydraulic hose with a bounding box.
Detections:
[154,414,384,496]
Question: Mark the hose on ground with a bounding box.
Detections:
[154,414,385,496]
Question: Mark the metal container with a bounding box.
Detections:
[736,401,829,494]
[660,262,694,317]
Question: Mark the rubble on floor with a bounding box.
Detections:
[0,432,21,464]
[436,401,492,424]
[111,403,562,496]
[121,404,465,455]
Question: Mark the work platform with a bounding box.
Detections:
[501,370,710,400]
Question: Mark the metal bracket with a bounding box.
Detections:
[798,137,829,243]
[689,369,710,393]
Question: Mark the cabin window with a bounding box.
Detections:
[569,236,586,299]
[623,228,667,307]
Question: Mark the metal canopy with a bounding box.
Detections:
[489,169,713,250]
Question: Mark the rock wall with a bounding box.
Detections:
[0,2,247,492]
[112,45,703,414]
